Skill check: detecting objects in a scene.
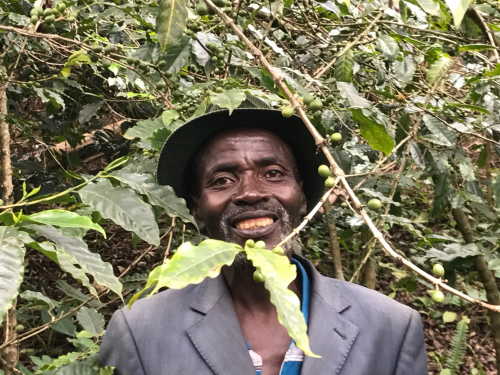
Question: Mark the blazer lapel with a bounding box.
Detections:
[187,275,255,375]
[297,256,360,375]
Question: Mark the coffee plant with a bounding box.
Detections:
[2,0,500,371]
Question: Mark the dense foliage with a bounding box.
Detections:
[2,0,500,372]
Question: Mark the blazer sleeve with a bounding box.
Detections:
[99,309,147,375]
[394,309,428,375]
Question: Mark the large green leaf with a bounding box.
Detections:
[156,0,189,52]
[20,233,99,298]
[79,179,160,246]
[19,290,59,310]
[25,210,106,238]
[112,172,196,227]
[27,225,122,298]
[416,0,440,16]
[337,82,371,109]
[76,307,105,336]
[334,50,354,82]
[422,114,456,146]
[0,226,25,325]
[432,174,454,217]
[427,55,451,85]
[244,246,319,358]
[151,239,241,293]
[159,35,191,75]
[210,90,247,115]
[124,116,164,141]
[349,108,395,156]
[392,56,416,85]
[376,34,399,61]
[56,280,103,308]
[149,127,171,152]
[444,0,470,28]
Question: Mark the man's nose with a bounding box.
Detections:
[233,175,270,206]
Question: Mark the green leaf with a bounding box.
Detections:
[334,50,354,82]
[79,101,103,125]
[432,174,454,217]
[400,0,408,21]
[20,233,100,298]
[210,90,247,115]
[124,116,164,141]
[392,56,416,85]
[76,307,105,336]
[27,225,122,298]
[444,103,492,115]
[444,0,470,28]
[458,44,495,52]
[416,0,441,16]
[19,291,59,310]
[157,0,189,52]
[485,64,500,77]
[162,110,180,126]
[112,171,197,227]
[426,55,451,85]
[0,226,25,325]
[56,280,103,308]
[349,108,395,156]
[79,179,160,246]
[337,82,371,109]
[423,115,456,146]
[459,158,475,182]
[129,263,166,307]
[149,127,171,151]
[159,35,191,75]
[460,16,483,38]
[151,239,241,293]
[376,34,399,61]
[244,247,319,358]
[425,243,480,262]
[443,311,457,323]
[25,210,106,238]
[100,367,115,375]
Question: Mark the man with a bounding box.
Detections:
[100,108,428,375]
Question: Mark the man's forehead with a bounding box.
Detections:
[198,127,294,159]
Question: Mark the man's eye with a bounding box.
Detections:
[264,170,283,178]
[214,177,232,186]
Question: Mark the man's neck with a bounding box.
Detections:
[222,257,302,314]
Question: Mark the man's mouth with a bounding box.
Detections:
[235,217,274,230]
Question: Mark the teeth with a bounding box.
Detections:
[236,217,273,230]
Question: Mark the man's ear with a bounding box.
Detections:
[188,195,206,233]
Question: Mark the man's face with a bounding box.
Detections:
[190,128,307,251]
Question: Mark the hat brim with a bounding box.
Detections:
[157,108,328,211]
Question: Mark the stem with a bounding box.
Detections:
[452,207,500,373]
[322,198,344,280]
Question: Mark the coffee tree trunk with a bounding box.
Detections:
[0,81,17,375]
[452,207,500,373]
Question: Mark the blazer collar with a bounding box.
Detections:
[187,255,359,375]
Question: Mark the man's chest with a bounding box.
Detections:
[240,319,301,375]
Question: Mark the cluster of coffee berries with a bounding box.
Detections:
[205,42,227,75]
[431,264,445,302]
[318,164,335,188]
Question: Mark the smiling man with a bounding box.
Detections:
[99,108,428,375]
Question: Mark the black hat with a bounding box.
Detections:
[157,108,328,211]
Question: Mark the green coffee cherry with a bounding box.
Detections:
[309,99,323,111]
[431,290,444,303]
[330,133,342,142]
[272,246,285,255]
[245,239,255,248]
[254,241,266,249]
[156,81,166,90]
[367,199,381,211]
[253,270,265,283]
[341,202,347,208]
[325,177,335,188]
[303,93,314,105]
[433,264,445,278]
[318,164,331,178]
[282,106,294,118]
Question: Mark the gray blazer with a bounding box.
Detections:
[100,255,428,375]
